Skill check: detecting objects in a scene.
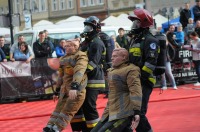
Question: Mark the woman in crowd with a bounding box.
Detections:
[161,39,177,90]
[55,38,66,58]
[11,41,34,63]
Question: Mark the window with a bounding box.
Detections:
[23,0,30,10]
[97,0,104,4]
[5,7,9,13]
[39,0,46,11]
[15,0,20,13]
[0,7,4,14]
[60,0,66,10]
[88,0,95,6]
[31,0,38,12]
[80,0,87,7]
[52,0,58,11]
[67,0,73,9]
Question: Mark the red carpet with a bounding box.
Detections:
[0,84,200,132]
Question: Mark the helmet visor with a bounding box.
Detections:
[131,20,141,29]
[83,25,93,33]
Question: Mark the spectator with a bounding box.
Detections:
[186,18,195,44]
[166,24,180,48]
[0,48,7,62]
[44,29,54,55]
[195,20,200,37]
[0,36,10,60]
[187,18,195,33]
[175,25,185,46]
[116,28,129,50]
[10,35,34,61]
[179,2,192,30]
[33,31,52,58]
[193,0,200,23]
[161,39,177,90]
[12,41,34,63]
[55,38,66,58]
[111,35,121,48]
[189,31,200,86]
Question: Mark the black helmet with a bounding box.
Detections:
[84,16,100,29]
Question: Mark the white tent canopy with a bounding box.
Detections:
[102,14,132,28]
[33,20,54,27]
[117,14,129,20]
[102,16,118,26]
[153,14,168,28]
[0,27,10,35]
[56,16,85,25]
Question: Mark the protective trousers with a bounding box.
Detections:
[82,89,100,131]
[70,108,87,131]
[91,116,133,132]
[46,89,86,131]
[136,82,153,132]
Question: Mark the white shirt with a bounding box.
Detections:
[191,38,200,60]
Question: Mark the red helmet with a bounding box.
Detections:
[128,8,153,28]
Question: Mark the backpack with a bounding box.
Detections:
[98,32,115,70]
[153,33,167,76]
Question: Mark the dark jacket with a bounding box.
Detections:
[1,44,10,59]
[166,32,180,48]
[98,32,115,69]
[116,35,129,50]
[33,40,51,58]
[180,9,191,29]
[193,5,200,22]
[0,48,6,61]
[80,35,106,90]
[195,27,200,37]
[129,31,159,87]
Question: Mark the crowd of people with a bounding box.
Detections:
[1,2,200,132]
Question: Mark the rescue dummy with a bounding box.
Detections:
[91,48,142,132]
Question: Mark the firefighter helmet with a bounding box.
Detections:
[128,8,153,28]
[84,16,100,29]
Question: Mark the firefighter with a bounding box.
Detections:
[42,39,88,132]
[79,16,106,131]
[128,8,159,132]
[91,48,142,132]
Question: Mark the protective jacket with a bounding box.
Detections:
[80,35,106,90]
[47,50,88,131]
[56,50,88,97]
[129,32,159,87]
[101,63,142,122]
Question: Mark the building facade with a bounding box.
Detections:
[0,0,196,30]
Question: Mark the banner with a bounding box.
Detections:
[171,48,197,82]
[24,14,32,29]
[0,58,59,99]
[0,61,31,78]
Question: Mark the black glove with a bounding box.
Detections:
[134,110,141,116]
[71,82,79,90]
[54,87,60,96]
